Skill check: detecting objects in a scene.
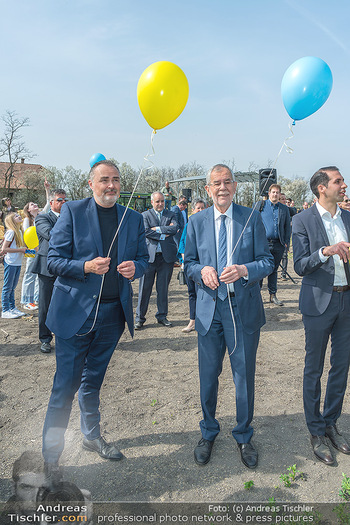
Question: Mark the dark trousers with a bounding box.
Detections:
[302,290,350,436]
[136,254,174,322]
[38,274,56,343]
[185,274,197,320]
[260,239,285,294]
[281,245,289,277]
[198,296,260,444]
[42,300,125,463]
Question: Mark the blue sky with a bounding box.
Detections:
[1,0,350,189]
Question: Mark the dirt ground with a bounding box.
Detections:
[1,258,350,507]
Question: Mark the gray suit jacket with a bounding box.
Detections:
[143,208,178,263]
[31,210,58,277]
[292,206,350,316]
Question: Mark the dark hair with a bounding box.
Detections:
[192,198,206,210]
[50,189,66,200]
[89,160,119,180]
[12,451,44,482]
[310,166,339,198]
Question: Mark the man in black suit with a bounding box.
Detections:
[32,189,67,353]
[293,166,350,465]
[171,199,187,248]
[259,183,291,305]
[135,191,178,329]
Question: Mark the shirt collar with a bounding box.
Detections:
[214,202,233,221]
[268,199,279,208]
[316,201,342,219]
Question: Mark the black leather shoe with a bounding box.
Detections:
[238,441,258,469]
[41,342,52,353]
[134,321,144,330]
[82,436,124,460]
[157,318,173,327]
[326,425,350,454]
[194,438,214,465]
[270,294,284,306]
[44,462,62,488]
[310,435,335,465]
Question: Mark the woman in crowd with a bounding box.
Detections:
[1,213,27,319]
[20,180,51,310]
[1,197,16,228]
[178,198,206,333]
[339,194,350,211]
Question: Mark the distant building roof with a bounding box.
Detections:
[0,159,44,191]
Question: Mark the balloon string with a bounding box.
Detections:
[227,120,295,356]
[77,129,156,337]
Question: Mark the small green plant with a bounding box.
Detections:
[333,503,350,525]
[268,497,276,505]
[280,473,292,488]
[244,480,254,490]
[339,473,350,501]
[150,399,157,407]
[152,420,157,425]
[280,464,304,487]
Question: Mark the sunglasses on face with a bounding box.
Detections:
[344,199,350,203]
[55,198,67,203]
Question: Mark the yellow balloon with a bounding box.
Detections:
[23,226,39,249]
[137,61,189,130]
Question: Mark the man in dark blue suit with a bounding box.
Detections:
[135,191,178,329]
[293,166,350,466]
[171,199,187,248]
[32,190,67,353]
[259,184,291,306]
[42,160,149,483]
[185,164,274,469]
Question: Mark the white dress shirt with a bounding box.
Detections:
[316,202,348,286]
[214,204,235,293]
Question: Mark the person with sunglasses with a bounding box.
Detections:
[339,194,350,211]
[31,189,67,353]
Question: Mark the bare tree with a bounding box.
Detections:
[0,110,35,191]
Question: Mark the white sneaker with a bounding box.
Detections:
[23,303,38,310]
[10,308,26,317]
[2,310,21,319]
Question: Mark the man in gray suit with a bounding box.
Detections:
[32,189,67,353]
[135,191,178,329]
[293,166,350,465]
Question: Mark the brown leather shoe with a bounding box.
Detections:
[326,425,350,454]
[310,435,335,465]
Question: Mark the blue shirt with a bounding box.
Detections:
[260,200,279,240]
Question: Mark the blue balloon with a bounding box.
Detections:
[89,152,106,168]
[281,57,333,121]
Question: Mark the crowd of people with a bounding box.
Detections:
[1,161,350,486]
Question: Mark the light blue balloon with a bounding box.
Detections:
[281,57,333,121]
[89,152,106,168]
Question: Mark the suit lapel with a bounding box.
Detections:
[230,203,245,264]
[86,198,103,255]
[341,209,350,241]
[205,207,217,269]
[117,204,128,263]
[312,205,330,246]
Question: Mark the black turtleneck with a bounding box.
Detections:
[96,203,119,302]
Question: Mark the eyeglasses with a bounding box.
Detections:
[55,198,67,202]
[210,180,234,188]
[344,199,350,203]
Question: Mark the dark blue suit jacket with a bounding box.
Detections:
[259,200,291,246]
[46,198,149,339]
[292,205,350,316]
[184,204,274,336]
